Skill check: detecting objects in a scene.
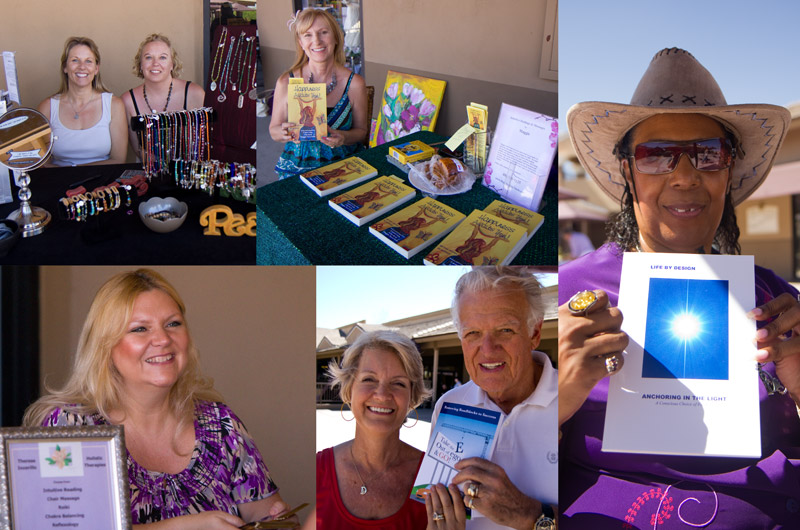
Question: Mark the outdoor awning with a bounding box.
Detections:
[747,160,800,201]
[558,187,586,200]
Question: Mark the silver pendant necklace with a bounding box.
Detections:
[350,444,368,495]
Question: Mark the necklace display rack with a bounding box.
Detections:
[130,108,217,180]
[206,25,259,165]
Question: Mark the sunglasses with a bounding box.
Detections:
[629,138,734,175]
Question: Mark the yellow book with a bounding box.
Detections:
[482,200,544,244]
[299,157,378,197]
[369,197,466,259]
[389,140,436,165]
[466,105,487,131]
[287,83,327,141]
[423,209,527,266]
[329,175,416,226]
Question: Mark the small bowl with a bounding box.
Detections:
[0,218,20,256]
[138,197,188,234]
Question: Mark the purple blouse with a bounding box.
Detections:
[44,400,278,524]
[559,243,800,529]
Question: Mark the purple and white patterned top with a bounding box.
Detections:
[44,400,278,524]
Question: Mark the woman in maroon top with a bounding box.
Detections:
[559,48,800,528]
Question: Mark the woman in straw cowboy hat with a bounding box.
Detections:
[557,48,800,528]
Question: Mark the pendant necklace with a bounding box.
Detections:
[209,26,228,92]
[350,444,369,495]
[308,70,337,94]
[247,36,259,101]
[228,32,246,92]
[68,94,94,120]
[218,36,236,102]
[236,36,253,108]
[143,80,173,114]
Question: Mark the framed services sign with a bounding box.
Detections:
[0,425,131,530]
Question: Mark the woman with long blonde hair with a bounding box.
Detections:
[37,36,127,166]
[25,269,295,529]
[269,8,368,179]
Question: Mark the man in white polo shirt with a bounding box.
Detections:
[426,267,557,530]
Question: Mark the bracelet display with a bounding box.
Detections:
[58,185,135,222]
[173,159,255,201]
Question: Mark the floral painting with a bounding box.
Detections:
[370,71,446,148]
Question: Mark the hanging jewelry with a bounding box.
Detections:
[349,444,369,496]
[143,79,173,114]
[237,37,254,109]
[228,32,246,92]
[209,26,228,91]
[248,36,259,101]
[308,71,337,94]
[218,36,236,102]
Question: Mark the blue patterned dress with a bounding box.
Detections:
[275,71,363,180]
[44,400,278,524]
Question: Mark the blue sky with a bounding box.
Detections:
[317,267,557,328]
[559,0,800,134]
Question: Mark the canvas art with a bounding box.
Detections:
[370,71,446,147]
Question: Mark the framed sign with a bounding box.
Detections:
[0,425,131,530]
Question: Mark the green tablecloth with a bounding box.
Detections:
[257,131,557,265]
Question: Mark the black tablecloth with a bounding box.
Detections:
[256,131,557,265]
[0,164,255,264]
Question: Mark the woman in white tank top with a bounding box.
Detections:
[37,36,127,167]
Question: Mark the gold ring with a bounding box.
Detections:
[568,290,598,316]
[467,483,479,498]
[433,512,445,521]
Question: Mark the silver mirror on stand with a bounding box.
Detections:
[0,107,54,237]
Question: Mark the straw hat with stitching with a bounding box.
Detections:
[567,47,790,207]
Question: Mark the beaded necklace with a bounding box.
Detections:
[218,36,236,102]
[247,37,259,101]
[229,32,246,92]
[143,79,173,113]
[238,37,254,108]
[209,26,228,92]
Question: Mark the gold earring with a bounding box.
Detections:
[340,402,354,422]
[403,408,419,428]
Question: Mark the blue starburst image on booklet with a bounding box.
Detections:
[643,278,729,380]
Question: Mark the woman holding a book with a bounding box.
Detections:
[24,269,296,529]
[315,330,430,529]
[270,8,369,180]
[558,48,800,528]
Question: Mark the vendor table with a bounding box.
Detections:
[256,131,557,265]
[0,164,255,264]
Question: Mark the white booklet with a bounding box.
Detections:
[410,402,501,518]
[604,252,760,457]
[482,103,557,212]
